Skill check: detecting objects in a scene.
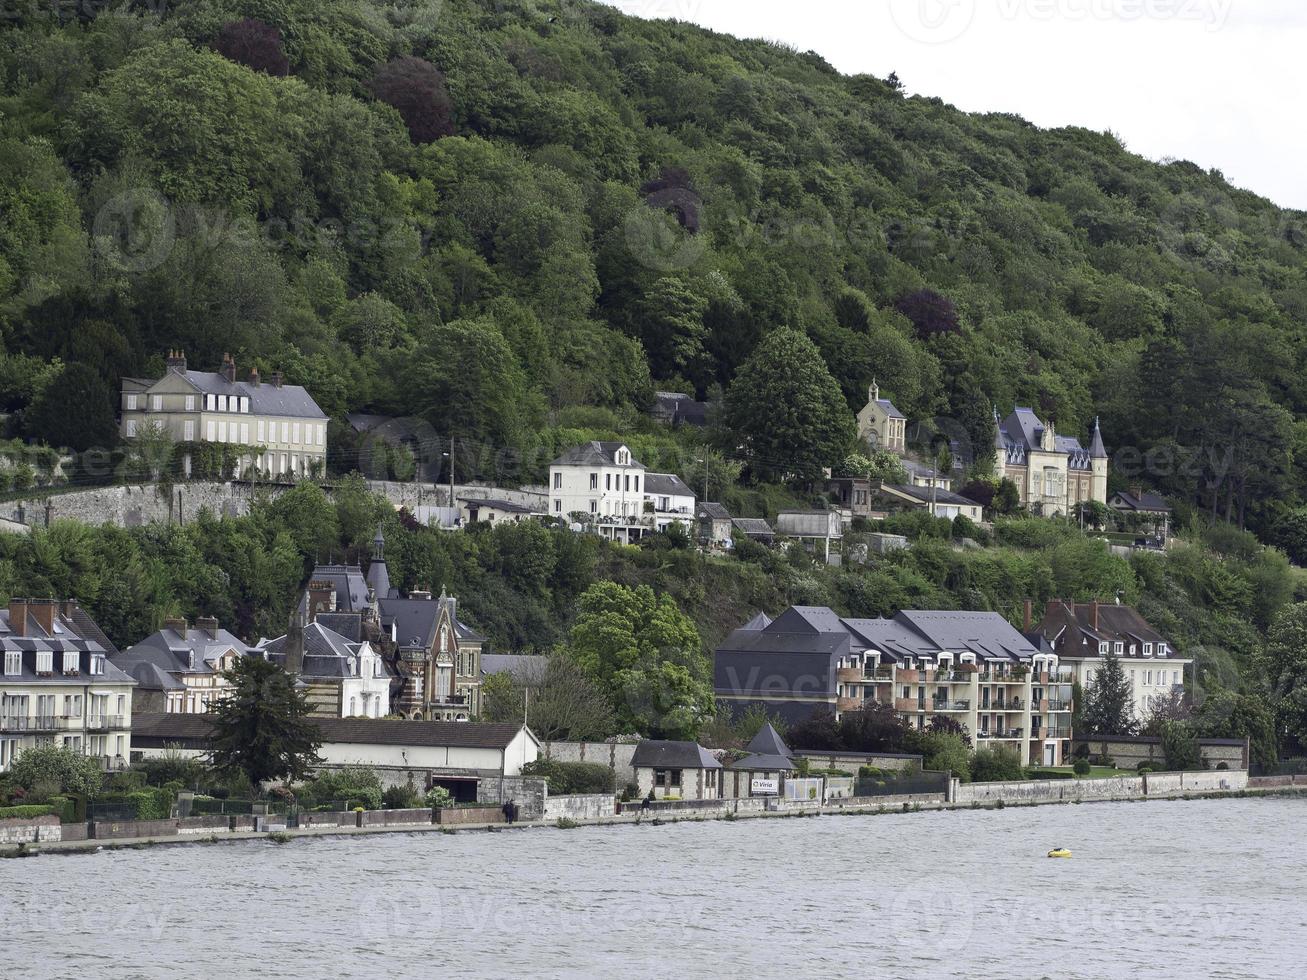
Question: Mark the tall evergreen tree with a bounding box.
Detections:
[208,657,323,790]
[1081,652,1138,737]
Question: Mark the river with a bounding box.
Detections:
[4,796,1303,979]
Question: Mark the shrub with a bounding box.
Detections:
[970,747,1026,782]
[424,786,453,809]
[305,767,383,810]
[8,745,103,799]
[134,752,207,789]
[920,732,972,782]
[0,804,55,820]
[382,782,421,810]
[1136,761,1156,773]
[520,759,616,795]
[1072,758,1092,776]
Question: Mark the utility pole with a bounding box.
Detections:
[448,435,455,510]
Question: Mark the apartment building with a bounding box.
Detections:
[121,350,328,479]
[0,599,134,772]
[715,606,1075,766]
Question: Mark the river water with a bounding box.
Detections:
[4,797,1303,979]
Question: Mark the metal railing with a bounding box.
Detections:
[931,699,970,711]
[0,716,57,732]
[87,715,126,730]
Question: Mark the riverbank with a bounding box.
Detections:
[5,774,1300,858]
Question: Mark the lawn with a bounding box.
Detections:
[1030,766,1137,779]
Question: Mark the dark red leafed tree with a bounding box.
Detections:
[213,18,290,77]
[370,56,456,144]
[894,288,961,340]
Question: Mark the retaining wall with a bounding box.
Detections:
[541,741,638,786]
[543,794,616,822]
[360,808,433,828]
[176,815,231,835]
[0,814,61,843]
[436,806,505,826]
[297,810,358,829]
[953,769,1249,806]
[478,776,547,820]
[795,751,923,774]
[90,818,180,840]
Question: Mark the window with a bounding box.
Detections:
[1144,643,1153,656]
[1145,670,1152,686]
[240,423,249,444]
[590,500,598,514]
[554,500,561,513]
[3,652,19,676]
[125,420,138,437]
[634,476,640,493]
[590,474,598,490]
[116,695,125,715]
[606,474,612,491]
[1158,644,1168,657]
[62,651,78,673]
[240,397,250,413]
[553,472,562,489]
[292,422,301,445]
[217,421,227,442]
[1113,642,1124,655]
[207,421,216,441]
[1172,670,1180,685]
[217,395,227,412]
[36,651,52,674]
[623,475,630,492]
[185,395,195,411]
[317,425,325,447]
[183,421,195,441]
[1098,642,1108,655]
[205,394,215,411]
[126,394,138,411]
[89,655,104,675]
[281,422,289,443]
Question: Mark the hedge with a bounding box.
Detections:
[0,804,55,820]
[520,759,615,795]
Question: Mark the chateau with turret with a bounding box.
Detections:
[993,408,1108,515]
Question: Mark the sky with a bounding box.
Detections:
[602,0,1307,210]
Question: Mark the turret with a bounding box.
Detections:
[1088,417,1108,505]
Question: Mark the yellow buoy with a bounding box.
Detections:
[1047,847,1072,859]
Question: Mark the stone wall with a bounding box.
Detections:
[298,810,357,829]
[360,808,433,827]
[478,775,548,820]
[1,479,548,532]
[1072,736,1249,771]
[953,769,1249,805]
[176,815,231,835]
[90,817,180,840]
[543,794,617,822]
[435,806,505,826]
[541,741,639,786]
[795,750,923,774]
[0,814,61,843]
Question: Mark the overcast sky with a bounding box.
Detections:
[604,0,1307,210]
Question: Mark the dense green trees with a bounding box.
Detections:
[1080,652,1137,737]
[208,657,323,789]
[723,327,854,481]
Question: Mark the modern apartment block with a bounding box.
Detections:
[121,350,328,479]
[0,599,134,772]
[715,606,1075,766]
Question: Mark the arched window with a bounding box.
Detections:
[349,696,357,716]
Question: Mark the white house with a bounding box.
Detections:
[0,599,135,772]
[548,442,696,543]
[256,621,393,719]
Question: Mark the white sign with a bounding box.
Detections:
[750,778,779,796]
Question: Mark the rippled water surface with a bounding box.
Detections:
[5,797,1305,979]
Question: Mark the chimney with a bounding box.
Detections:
[61,599,80,624]
[220,353,236,384]
[285,602,306,676]
[166,349,188,374]
[7,599,28,637]
[409,590,432,601]
[1023,598,1033,632]
[307,580,337,616]
[196,615,219,639]
[164,616,188,635]
[28,599,57,635]
[1091,600,1099,631]
[271,370,284,388]
[248,366,261,387]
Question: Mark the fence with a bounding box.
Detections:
[853,772,951,798]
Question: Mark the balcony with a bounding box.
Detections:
[1044,700,1072,712]
[87,715,125,731]
[836,667,864,684]
[978,672,1027,684]
[894,697,924,713]
[837,696,861,712]
[866,666,894,681]
[0,716,57,733]
[1044,727,1072,738]
[936,670,974,683]
[931,699,970,712]
[897,669,921,684]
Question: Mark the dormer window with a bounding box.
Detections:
[1143,643,1153,656]
[1113,642,1124,655]
[125,394,138,411]
[4,651,19,676]
[1098,642,1108,655]
[90,655,105,675]
[36,650,53,674]
[1158,643,1168,657]
[63,651,79,674]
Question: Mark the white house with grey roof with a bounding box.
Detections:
[716,605,1076,766]
[994,407,1108,515]
[257,620,393,719]
[549,441,696,543]
[113,616,254,715]
[121,350,328,479]
[1,599,135,772]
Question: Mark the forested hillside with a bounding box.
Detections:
[2,0,1306,540]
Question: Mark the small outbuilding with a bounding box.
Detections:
[631,740,722,801]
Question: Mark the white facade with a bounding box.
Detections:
[339,642,391,719]
[548,442,695,543]
[1072,654,1190,722]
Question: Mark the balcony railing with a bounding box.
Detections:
[978,672,1029,684]
[836,667,864,684]
[931,699,970,712]
[1044,700,1071,712]
[894,697,924,713]
[866,666,894,680]
[979,728,1024,740]
[0,716,57,732]
[1043,727,1072,738]
[87,715,125,730]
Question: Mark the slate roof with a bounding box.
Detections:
[1035,600,1179,660]
[459,497,541,515]
[551,441,642,468]
[732,517,775,538]
[739,611,773,631]
[698,502,732,521]
[480,654,547,684]
[169,370,326,419]
[309,565,371,614]
[745,722,792,759]
[131,713,532,750]
[879,484,983,508]
[630,740,721,769]
[379,594,483,650]
[257,622,392,681]
[651,392,708,426]
[871,397,905,420]
[644,472,694,498]
[728,753,796,771]
[995,407,1096,470]
[116,625,254,685]
[0,604,134,685]
[1111,490,1170,514]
